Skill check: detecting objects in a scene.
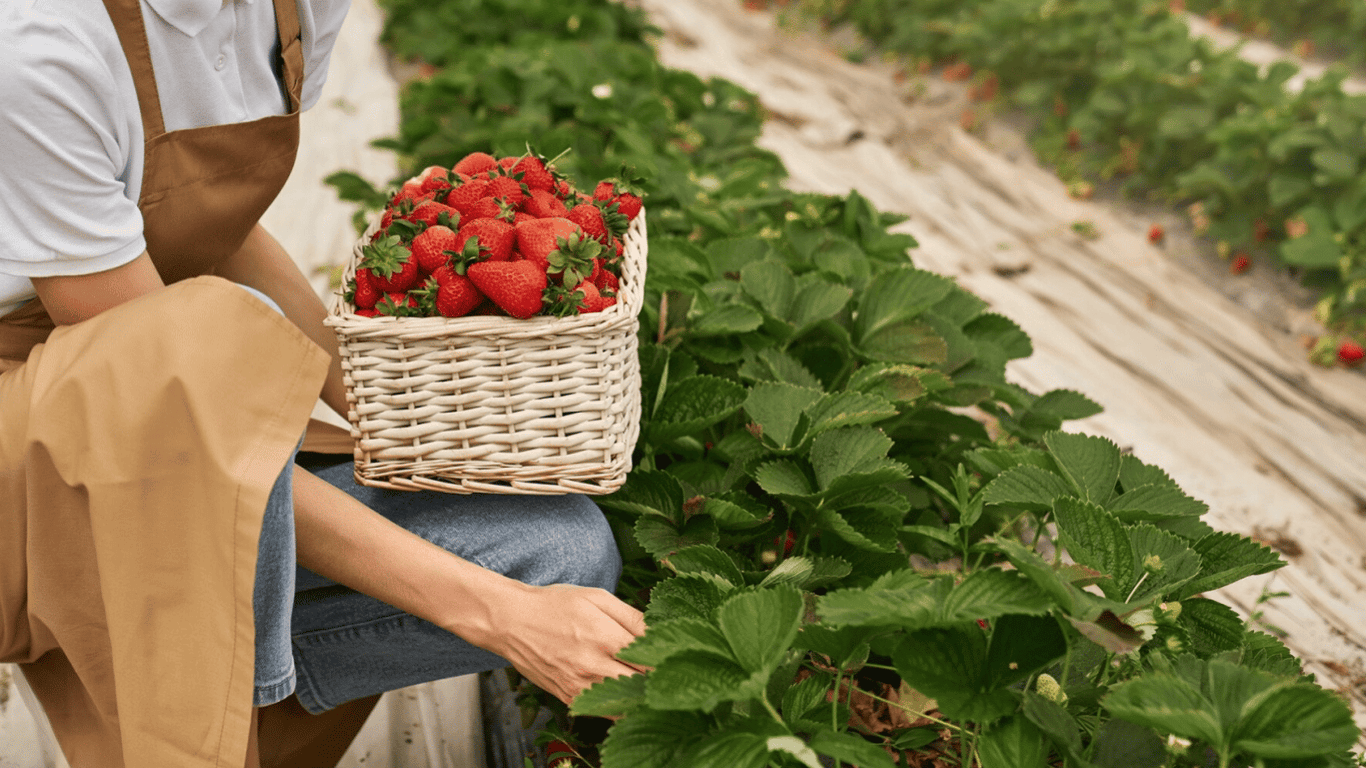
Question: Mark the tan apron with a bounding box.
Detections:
[0,1,334,765]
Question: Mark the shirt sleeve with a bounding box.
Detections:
[0,11,146,279]
[298,0,354,113]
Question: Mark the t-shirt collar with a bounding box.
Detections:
[143,0,232,38]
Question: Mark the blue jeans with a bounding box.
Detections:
[253,453,622,713]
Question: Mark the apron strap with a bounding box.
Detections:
[273,0,305,113]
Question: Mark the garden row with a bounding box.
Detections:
[1180,0,1366,70]
[330,0,1363,765]
[783,0,1366,365]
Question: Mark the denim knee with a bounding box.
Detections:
[537,494,622,592]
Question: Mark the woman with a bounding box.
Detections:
[0,0,644,766]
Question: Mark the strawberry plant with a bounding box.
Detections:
[330,0,1363,763]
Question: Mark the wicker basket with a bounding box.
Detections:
[323,212,647,494]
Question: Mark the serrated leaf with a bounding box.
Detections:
[1240,631,1303,678]
[982,465,1076,510]
[1045,431,1122,504]
[618,617,733,667]
[965,313,1033,360]
[1053,497,1133,601]
[669,544,745,585]
[794,625,873,670]
[741,260,796,318]
[789,279,854,330]
[1177,597,1248,657]
[645,575,731,624]
[931,285,990,326]
[598,708,709,768]
[783,672,834,721]
[991,539,1079,615]
[817,506,899,552]
[754,459,816,499]
[599,470,687,523]
[847,363,946,403]
[645,650,752,710]
[978,715,1050,768]
[893,626,1018,722]
[809,730,897,768]
[1235,683,1360,758]
[759,557,815,588]
[1172,533,1285,600]
[1028,389,1103,421]
[570,673,648,718]
[1089,718,1167,768]
[1021,693,1086,764]
[691,303,765,336]
[804,391,899,440]
[986,614,1069,689]
[1108,484,1208,522]
[854,267,957,340]
[675,730,771,768]
[1124,525,1200,604]
[741,348,823,390]
[809,427,895,490]
[942,570,1054,622]
[859,319,948,364]
[703,497,769,530]
[1102,673,1224,747]
[634,515,719,560]
[718,586,804,674]
[648,375,748,444]
[1116,454,1174,492]
[705,237,771,275]
[819,577,943,628]
[745,382,823,450]
[1066,608,1145,654]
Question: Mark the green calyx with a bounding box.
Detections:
[359,234,412,279]
[545,232,604,286]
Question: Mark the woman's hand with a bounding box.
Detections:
[459,583,647,705]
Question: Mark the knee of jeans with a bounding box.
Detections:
[539,495,622,592]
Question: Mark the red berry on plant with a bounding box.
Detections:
[1147,224,1164,244]
[1230,253,1251,274]
[1338,341,1364,367]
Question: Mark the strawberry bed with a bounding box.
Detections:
[328,0,1364,764]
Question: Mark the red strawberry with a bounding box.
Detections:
[407,201,460,228]
[554,178,575,200]
[1338,340,1365,367]
[453,152,498,176]
[445,178,492,217]
[457,218,516,262]
[411,225,461,273]
[391,180,427,206]
[524,188,569,219]
[467,260,546,318]
[774,530,796,555]
[593,180,616,202]
[515,217,583,270]
[1147,224,1164,244]
[350,267,382,310]
[466,196,515,222]
[355,307,381,318]
[576,281,615,313]
[1230,253,1251,274]
[418,165,453,194]
[567,203,611,244]
[594,268,619,295]
[613,192,643,221]
[487,175,527,209]
[497,155,519,172]
[512,155,556,192]
[360,234,420,293]
[417,271,484,318]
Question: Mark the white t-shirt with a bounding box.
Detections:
[0,0,351,316]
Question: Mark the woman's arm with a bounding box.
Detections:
[213,224,350,420]
[30,251,164,325]
[292,467,646,704]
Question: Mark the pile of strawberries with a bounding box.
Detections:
[345,151,642,319]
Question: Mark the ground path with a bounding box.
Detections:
[638,0,1366,734]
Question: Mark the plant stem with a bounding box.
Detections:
[1125,571,1150,604]
[761,695,785,726]
[851,687,966,736]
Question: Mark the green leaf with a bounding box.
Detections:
[816,506,899,552]
[1157,105,1215,139]
[943,570,1054,622]
[741,260,796,318]
[1045,431,1122,504]
[645,650,752,710]
[634,515,719,560]
[858,319,949,364]
[1118,455,1179,491]
[992,538,1080,615]
[754,460,816,499]
[1053,498,1133,601]
[1090,718,1167,768]
[745,382,823,450]
[705,237,772,275]
[648,375,748,444]
[847,363,949,403]
[964,313,1033,360]
[1178,597,1249,657]
[1240,631,1303,678]
[1268,173,1314,207]
[793,625,873,670]
[703,496,769,530]
[1028,389,1103,423]
[978,715,1050,768]
[985,614,1068,689]
[669,544,745,585]
[1311,147,1358,180]
[675,730,771,768]
[1279,207,1341,268]
[809,427,894,490]
[571,673,648,718]
[1020,692,1087,764]
[819,577,942,628]
[789,278,854,330]
[599,708,709,768]
[1172,532,1284,600]
[645,574,731,623]
[982,465,1076,510]
[854,267,956,341]
[893,625,1018,722]
[741,348,823,390]
[323,170,388,207]
[717,586,804,675]
[1124,525,1201,603]
[618,617,733,667]
[1103,673,1224,748]
[758,556,815,588]
[690,303,765,336]
[783,671,834,721]
[1235,683,1359,758]
[804,392,899,439]
[600,470,686,523]
[1107,484,1208,522]
[808,730,897,768]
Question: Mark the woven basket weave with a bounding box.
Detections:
[323,212,647,494]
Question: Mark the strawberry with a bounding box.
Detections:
[355,307,381,318]
[453,151,498,176]
[466,196,515,222]
[414,272,483,318]
[774,530,796,555]
[407,201,460,228]
[593,180,616,202]
[523,188,569,219]
[376,291,419,316]
[497,155,519,172]
[360,234,420,293]
[515,217,583,270]
[567,202,612,244]
[348,267,382,310]
[418,165,453,194]
[1230,253,1251,274]
[457,218,516,262]
[467,260,546,318]
[612,192,643,221]
[1147,224,1164,244]
[1338,340,1365,367]
[411,225,461,274]
[594,268,619,295]
[444,177,492,217]
[511,154,556,192]
[576,281,615,313]
[487,175,527,209]
[391,180,427,207]
[544,232,604,287]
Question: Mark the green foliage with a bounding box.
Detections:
[336,0,1360,763]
